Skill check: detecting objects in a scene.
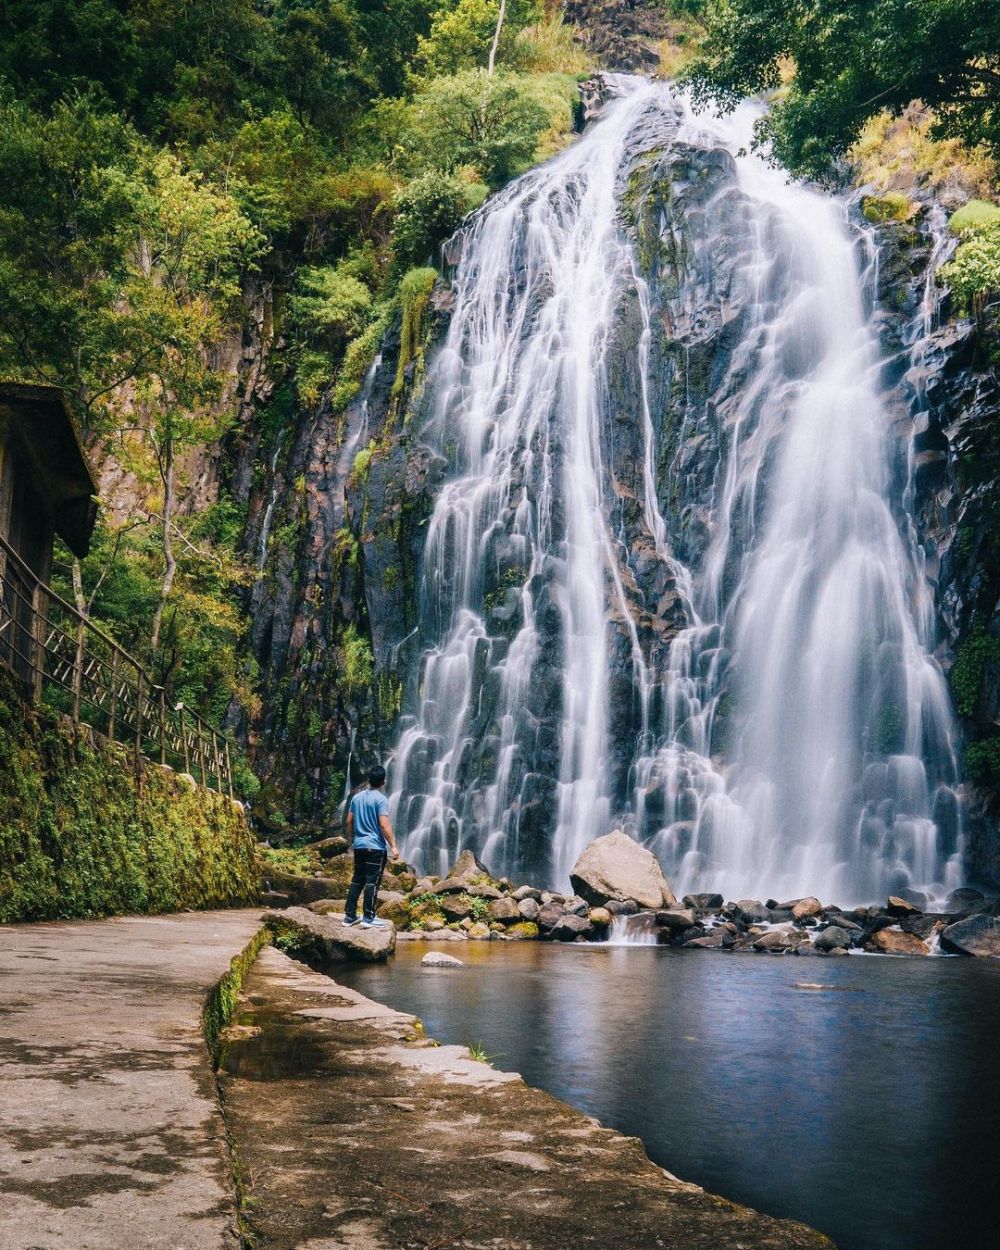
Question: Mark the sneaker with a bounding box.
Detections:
[360,917,389,928]
[343,916,360,927]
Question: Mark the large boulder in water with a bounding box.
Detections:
[940,914,1000,957]
[570,830,676,909]
[263,907,395,963]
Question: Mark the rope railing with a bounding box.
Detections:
[0,532,235,798]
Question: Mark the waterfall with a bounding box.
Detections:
[389,76,964,905]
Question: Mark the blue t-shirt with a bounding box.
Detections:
[350,787,390,851]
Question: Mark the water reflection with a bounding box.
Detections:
[336,946,1000,1250]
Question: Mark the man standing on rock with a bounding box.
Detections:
[344,765,400,928]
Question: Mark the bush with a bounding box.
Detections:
[414,0,541,77]
[939,223,1000,318]
[395,265,439,392]
[949,199,1000,235]
[392,170,487,271]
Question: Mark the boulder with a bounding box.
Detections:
[549,914,593,942]
[569,830,676,909]
[945,887,985,915]
[536,902,566,930]
[683,893,724,910]
[791,897,823,920]
[306,835,349,859]
[260,890,291,908]
[656,907,697,930]
[467,922,492,941]
[307,898,347,916]
[731,899,770,924]
[684,931,725,949]
[865,927,929,956]
[605,898,638,916]
[940,914,1000,957]
[517,897,540,922]
[753,929,798,953]
[506,921,540,941]
[440,894,473,921]
[814,925,853,952]
[444,849,495,886]
[887,895,921,917]
[588,907,613,928]
[425,918,445,932]
[564,895,591,916]
[421,952,464,968]
[487,897,520,923]
[900,913,941,939]
[262,869,351,906]
[263,907,395,963]
[513,885,542,902]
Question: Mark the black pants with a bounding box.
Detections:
[345,849,387,921]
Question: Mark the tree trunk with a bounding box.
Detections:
[487,0,507,74]
[150,436,176,654]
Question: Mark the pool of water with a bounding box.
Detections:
[335,943,1000,1250]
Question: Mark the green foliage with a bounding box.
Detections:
[393,171,488,272]
[466,894,491,921]
[415,0,539,77]
[862,193,914,224]
[395,265,439,392]
[289,262,375,402]
[409,69,551,188]
[332,308,391,411]
[940,222,1000,318]
[950,625,1000,718]
[964,737,1000,787]
[950,200,1000,235]
[685,0,1000,180]
[0,670,258,923]
[342,623,375,688]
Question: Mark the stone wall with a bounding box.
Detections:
[0,668,259,923]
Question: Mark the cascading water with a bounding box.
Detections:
[389,75,964,904]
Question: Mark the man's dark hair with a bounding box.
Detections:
[368,764,387,788]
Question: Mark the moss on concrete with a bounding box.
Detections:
[0,668,259,923]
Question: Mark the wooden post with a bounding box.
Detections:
[224,740,234,801]
[71,618,85,725]
[108,648,119,741]
[211,730,222,794]
[158,687,166,764]
[134,669,144,765]
[198,724,207,788]
[179,703,190,775]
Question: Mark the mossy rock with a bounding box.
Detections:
[862,192,914,223]
[378,897,411,926]
[506,921,540,941]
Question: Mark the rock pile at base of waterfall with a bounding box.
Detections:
[261,836,1000,956]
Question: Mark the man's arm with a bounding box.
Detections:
[379,812,400,860]
[345,808,354,844]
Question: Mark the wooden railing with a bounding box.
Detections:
[0,532,235,797]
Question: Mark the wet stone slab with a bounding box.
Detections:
[220,947,834,1249]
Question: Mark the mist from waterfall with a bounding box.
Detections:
[389,76,964,905]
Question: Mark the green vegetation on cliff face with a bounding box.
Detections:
[0,670,258,923]
[0,1,590,823]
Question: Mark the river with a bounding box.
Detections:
[336,944,1000,1250]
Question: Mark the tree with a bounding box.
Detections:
[410,69,550,187]
[0,96,262,655]
[685,0,1000,179]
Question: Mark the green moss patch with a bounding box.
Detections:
[0,668,259,923]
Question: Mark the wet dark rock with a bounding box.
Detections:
[940,914,1000,957]
[901,913,943,939]
[814,926,854,952]
[730,900,770,925]
[549,914,594,942]
[684,931,725,949]
[537,902,567,930]
[887,895,922,916]
[683,893,724,910]
[656,907,698,930]
[945,887,986,914]
[606,898,639,916]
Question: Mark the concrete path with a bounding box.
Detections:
[0,909,263,1250]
